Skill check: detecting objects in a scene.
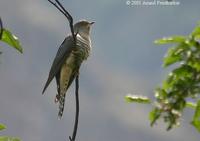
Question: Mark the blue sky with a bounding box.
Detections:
[1,0,200,141]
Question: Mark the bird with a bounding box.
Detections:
[42,20,94,118]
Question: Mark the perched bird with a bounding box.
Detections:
[42,20,94,118]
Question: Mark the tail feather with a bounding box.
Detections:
[58,94,66,119]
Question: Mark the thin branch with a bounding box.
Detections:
[0,17,3,40]
[69,75,79,141]
[47,0,76,42]
[55,0,76,42]
[47,0,67,20]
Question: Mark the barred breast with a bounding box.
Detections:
[75,34,91,61]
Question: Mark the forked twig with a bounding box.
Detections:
[47,0,76,42]
[47,1,79,141]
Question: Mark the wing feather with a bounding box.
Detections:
[42,36,75,94]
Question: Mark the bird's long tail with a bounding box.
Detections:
[58,94,66,119]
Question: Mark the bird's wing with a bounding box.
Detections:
[42,36,75,94]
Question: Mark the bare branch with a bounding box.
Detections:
[69,75,80,141]
[0,17,3,40]
[47,0,76,42]
[47,0,67,19]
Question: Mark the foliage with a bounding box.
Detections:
[0,124,6,131]
[127,22,200,132]
[0,17,23,53]
[0,123,21,141]
[0,29,23,53]
[191,100,200,132]
[125,94,151,104]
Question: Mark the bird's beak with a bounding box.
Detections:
[90,21,95,25]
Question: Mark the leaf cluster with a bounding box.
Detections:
[126,23,200,132]
[151,23,200,131]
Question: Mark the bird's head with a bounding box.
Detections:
[74,20,94,37]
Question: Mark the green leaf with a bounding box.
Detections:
[154,88,167,100]
[0,136,21,141]
[163,53,181,67]
[163,46,182,67]
[186,102,197,109]
[1,28,23,53]
[191,100,200,132]
[172,65,193,78]
[149,108,161,126]
[0,124,6,131]
[191,25,200,39]
[154,36,186,45]
[125,94,151,104]
[162,65,194,91]
[163,43,190,67]
[190,61,200,72]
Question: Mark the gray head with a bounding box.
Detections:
[74,20,94,37]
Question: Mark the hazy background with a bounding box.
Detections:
[1,0,200,141]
